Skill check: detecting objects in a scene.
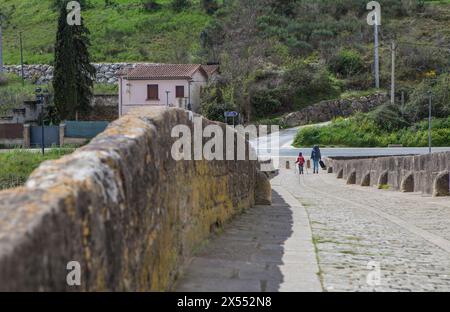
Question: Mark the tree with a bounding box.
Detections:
[53,0,96,120]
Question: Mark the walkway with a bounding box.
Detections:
[174,179,322,292]
[175,168,450,292]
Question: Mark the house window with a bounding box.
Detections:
[176,86,185,98]
[147,85,159,100]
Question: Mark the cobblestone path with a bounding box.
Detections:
[175,168,450,292]
[280,168,450,292]
[174,182,322,292]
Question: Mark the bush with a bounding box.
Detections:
[251,89,283,118]
[284,60,341,109]
[369,103,410,132]
[404,73,450,121]
[200,84,236,122]
[293,114,450,148]
[329,49,365,78]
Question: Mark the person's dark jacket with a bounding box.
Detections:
[311,146,321,161]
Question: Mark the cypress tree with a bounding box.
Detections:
[53,0,95,120]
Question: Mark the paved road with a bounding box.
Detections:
[252,126,450,157]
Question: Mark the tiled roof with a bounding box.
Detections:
[202,65,220,76]
[119,64,207,80]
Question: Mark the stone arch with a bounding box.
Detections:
[361,171,371,187]
[378,170,388,187]
[433,171,449,197]
[401,172,415,193]
[327,167,333,174]
[337,168,343,179]
[347,170,356,185]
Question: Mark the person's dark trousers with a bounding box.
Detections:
[313,159,319,173]
[299,165,304,175]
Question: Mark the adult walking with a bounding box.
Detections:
[311,145,322,174]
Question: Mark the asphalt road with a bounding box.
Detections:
[252,126,450,158]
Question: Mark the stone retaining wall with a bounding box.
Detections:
[0,107,264,291]
[282,93,388,127]
[3,63,143,85]
[324,152,450,196]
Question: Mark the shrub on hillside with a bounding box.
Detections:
[250,89,284,118]
[329,49,365,78]
[404,73,450,121]
[369,103,410,132]
[284,60,341,109]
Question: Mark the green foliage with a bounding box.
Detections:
[404,73,450,121]
[53,0,96,120]
[0,148,74,190]
[369,103,410,132]
[201,0,219,15]
[0,73,41,116]
[251,89,283,118]
[200,83,236,122]
[171,0,191,12]
[293,115,450,148]
[329,49,365,78]
[1,0,212,64]
[284,60,341,109]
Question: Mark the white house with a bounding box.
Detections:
[117,64,219,116]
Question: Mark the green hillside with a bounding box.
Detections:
[0,0,211,64]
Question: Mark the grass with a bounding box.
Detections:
[293,116,450,148]
[0,73,118,114]
[0,73,47,116]
[1,0,211,64]
[94,83,118,95]
[0,148,74,190]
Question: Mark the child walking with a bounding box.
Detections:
[295,152,306,175]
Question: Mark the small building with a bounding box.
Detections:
[117,64,218,116]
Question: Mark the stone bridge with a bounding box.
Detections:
[0,108,449,292]
[324,153,450,197]
[0,108,270,291]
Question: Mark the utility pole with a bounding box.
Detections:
[19,31,24,86]
[374,13,380,89]
[0,24,3,73]
[428,91,432,154]
[390,41,396,104]
[165,91,170,107]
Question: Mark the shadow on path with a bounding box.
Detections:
[174,190,294,292]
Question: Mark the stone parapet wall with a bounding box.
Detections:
[324,152,450,196]
[0,107,262,291]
